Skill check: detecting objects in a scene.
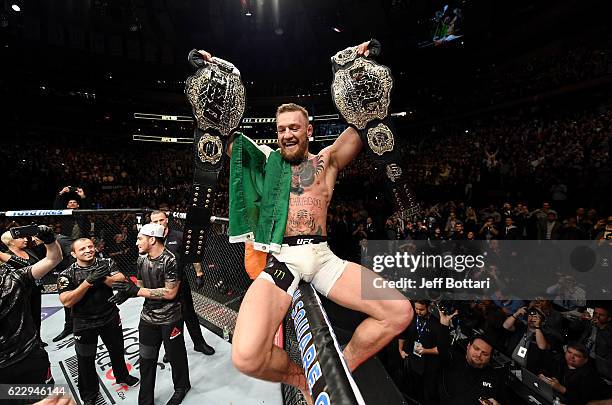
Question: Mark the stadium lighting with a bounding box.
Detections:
[11,4,21,12]
[245,11,252,16]
[333,27,342,33]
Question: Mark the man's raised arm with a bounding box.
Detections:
[328,127,363,171]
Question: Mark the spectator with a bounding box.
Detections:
[540,343,608,405]
[580,305,612,381]
[501,217,521,240]
[437,310,506,405]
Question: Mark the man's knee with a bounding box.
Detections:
[385,299,413,334]
[231,340,267,376]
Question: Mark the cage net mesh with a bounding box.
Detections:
[0,209,305,405]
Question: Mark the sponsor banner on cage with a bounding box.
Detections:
[5,209,73,217]
[360,240,611,302]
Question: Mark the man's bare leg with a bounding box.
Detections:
[232,278,311,402]
[327,263,413,371]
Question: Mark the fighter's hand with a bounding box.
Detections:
[112,280,140,297]
[356,41,370,57]
[400,350,408,359]
[439,309,459,327]
[197,50,213,62]
[86,266,110,286]
[108,291,130,305]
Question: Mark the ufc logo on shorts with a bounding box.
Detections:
[296,238,313,245]
[482,381,492,388]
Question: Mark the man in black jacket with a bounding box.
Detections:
[437,310,506,405]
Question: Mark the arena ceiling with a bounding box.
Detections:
[2,0,595,82]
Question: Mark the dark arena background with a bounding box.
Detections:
[1,0,611,404]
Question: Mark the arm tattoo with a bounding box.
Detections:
[147,280,178,300]
[290,156,325,195]
[149,288,168,299]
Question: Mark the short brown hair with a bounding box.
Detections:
[276,103,309,123]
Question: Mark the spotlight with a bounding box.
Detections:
[11,4,20,12]
[333,27,342,33]
[245,11,252,17]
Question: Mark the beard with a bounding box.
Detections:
[280,140,308,164]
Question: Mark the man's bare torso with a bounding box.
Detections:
[285,149,337,237]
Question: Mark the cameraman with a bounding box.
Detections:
[53,186,89,239]
[0,226,61,385]
[503,305,551,373]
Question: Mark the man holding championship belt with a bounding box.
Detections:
[191,40,413,404]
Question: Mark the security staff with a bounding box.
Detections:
[437,310,506,405]
[0,226,61,386]
[112,223,190,405]
[57,238,139,405]
[398,300,443,404]
[150,210,214,361]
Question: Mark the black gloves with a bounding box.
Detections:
[112,280,140,297]
[196,275,205,289]
[108,291,130,305]
[86,266,110,285]
[37,225,56,244]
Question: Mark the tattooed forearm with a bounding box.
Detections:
[148,288,168,299]
[146,281,178,300]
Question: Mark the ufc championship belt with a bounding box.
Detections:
[331,40,420,218]
[182,49,246,262]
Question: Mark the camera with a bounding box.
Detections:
[10,224,40,239]
[68,186,78,193]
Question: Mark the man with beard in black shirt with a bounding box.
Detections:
[150,210,214,361]
[111,223,190,405]
[398,300,443,404]
[57,238,139,405]
[437,310,506,405]
[0,226,61,387]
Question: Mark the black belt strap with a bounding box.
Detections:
[331,40,420,217]
[181,50,246,262]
